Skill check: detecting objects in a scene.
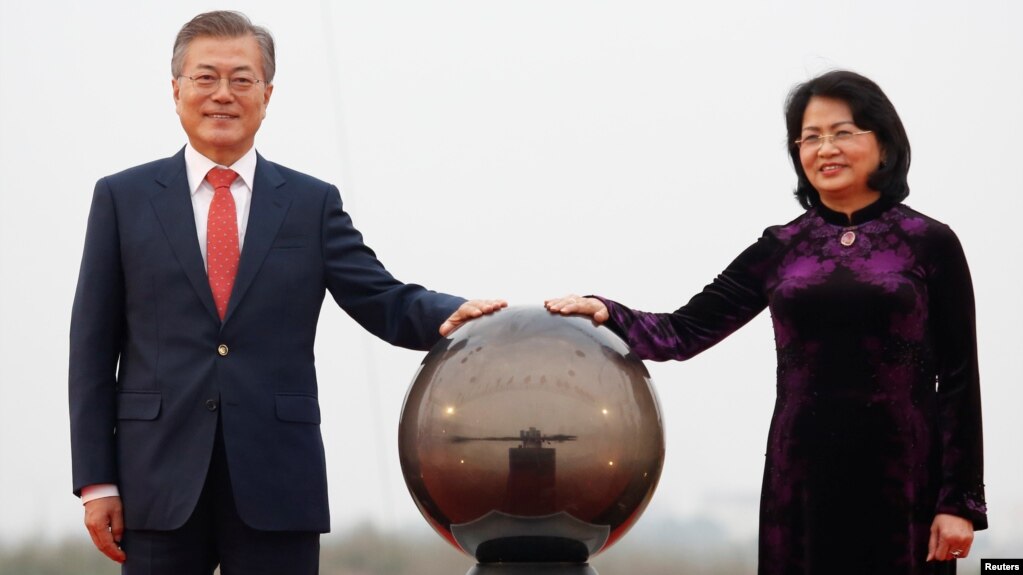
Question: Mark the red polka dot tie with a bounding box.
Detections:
[205,168,240,320]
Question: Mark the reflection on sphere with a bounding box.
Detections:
[399,306,665,563]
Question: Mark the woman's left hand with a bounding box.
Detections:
[927,513,974,561]
[543,295,609,323]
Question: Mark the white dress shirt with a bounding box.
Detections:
[185,144,256,268]
[81,144,257,504]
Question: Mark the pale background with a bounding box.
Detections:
[1,0,1020,557]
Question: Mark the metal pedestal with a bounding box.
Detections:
[466,563,598,575]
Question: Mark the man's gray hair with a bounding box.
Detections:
[172,11,276,83]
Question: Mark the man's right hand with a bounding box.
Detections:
[84,496,126,563]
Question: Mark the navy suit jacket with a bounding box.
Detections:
[69,149,463,532]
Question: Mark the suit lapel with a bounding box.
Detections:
[224,154,291,324]
[150,150,220,322]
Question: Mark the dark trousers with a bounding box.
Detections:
[120,419,320,575]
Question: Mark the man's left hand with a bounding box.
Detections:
[440,299,508,336]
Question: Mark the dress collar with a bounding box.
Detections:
[814,196,895,226]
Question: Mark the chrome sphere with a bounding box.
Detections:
[399,306,664,563]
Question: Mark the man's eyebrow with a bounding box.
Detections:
[190,63,256,73]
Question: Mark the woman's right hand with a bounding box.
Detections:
[544,295,609,324]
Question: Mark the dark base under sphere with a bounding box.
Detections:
[466,564,598,575]
[398,306,665,563]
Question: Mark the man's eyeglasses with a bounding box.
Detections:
[178,73,267,95]
[795,130,873,151]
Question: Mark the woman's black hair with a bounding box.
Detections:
[784,70,911,209]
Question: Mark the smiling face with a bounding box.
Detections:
[172,34,273,165]
[799,96,884,213]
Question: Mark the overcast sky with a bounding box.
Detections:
[1,0,1020,555]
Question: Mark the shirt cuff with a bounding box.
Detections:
[81,484,120,504]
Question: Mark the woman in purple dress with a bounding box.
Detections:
[546,70,986,574]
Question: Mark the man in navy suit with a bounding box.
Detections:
[69,11,505,574]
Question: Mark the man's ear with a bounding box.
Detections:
[172,77,182,115]
[262,83,273,116]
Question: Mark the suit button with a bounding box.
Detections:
[206,399,218,411]
[217,344,229,356]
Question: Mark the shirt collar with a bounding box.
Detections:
[184,144,258,196]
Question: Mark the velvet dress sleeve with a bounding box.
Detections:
[593,231,781,362]
[927,225,988,529]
